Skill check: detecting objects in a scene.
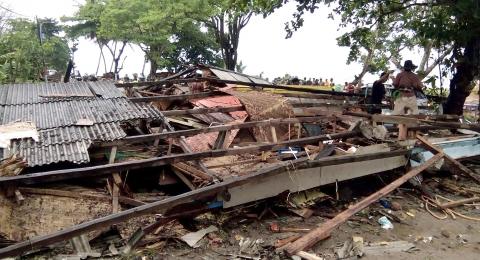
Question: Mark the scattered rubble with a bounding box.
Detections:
[0,65,480,259]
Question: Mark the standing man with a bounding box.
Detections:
[369,71,390,114]
[392,60,423,115]
[392,60,424,140]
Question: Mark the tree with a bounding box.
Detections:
[198,0,283,71]
[0,18,69,83]
[286,0,480,115]
[64,0,127,78]
[97,0,221,76]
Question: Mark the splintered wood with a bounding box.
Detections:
[0,155,26,177]
[227,90,298,142]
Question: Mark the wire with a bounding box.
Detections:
[0,4,28,18]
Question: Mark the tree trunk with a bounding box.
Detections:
[352,50,373,85]
[149,59,157,79]
[444,38,479,115]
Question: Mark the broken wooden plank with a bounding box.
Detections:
[416,134,480,184]
[161,105,243,116]
[0,131,359,186]
[96,116,335,148]
[283,152,445,255]
[172,169,196,190]
[172,162,213,182]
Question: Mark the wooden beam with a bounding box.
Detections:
[172,162,213,181]
[283,152,445,255]
[281,93,349,100]
[344,111,461,121]
[18,187,145,207]
[96,116,335,148]
[420,119,480,132]
[439,197,480,209]
[171,169,196,190]
[161,105,243,116]
[0,147,406,258]
[416,135,480,183]
[0,131,359,186]
[129,91,219,102]
[116,72,445,102]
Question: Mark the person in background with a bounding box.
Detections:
[343,82,349,92]
[324,78,330,87]
[346,82,355,93]
[354,81,362,94]
[392,60,423,115]
[319,78,324,86]
[330,78,335,86]
[369,71,390,114]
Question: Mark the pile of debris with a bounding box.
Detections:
[0,65,480,259]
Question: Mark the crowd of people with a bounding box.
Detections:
[273,76,337,87]
[272,75,369,93]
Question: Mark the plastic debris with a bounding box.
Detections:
[377,216,394,229]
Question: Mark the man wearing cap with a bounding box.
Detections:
[392,60,424,115]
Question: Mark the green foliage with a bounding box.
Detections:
[67,0,222,73]
[63,0,107,41]
[0,18,70,83]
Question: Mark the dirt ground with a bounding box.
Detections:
[143,200,480,260]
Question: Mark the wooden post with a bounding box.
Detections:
[398,124,407,141]
[283,152,445,255]
[167,139,173,155]
[213,130,227,150]
[270,126,278,143]
[109,146,120,213]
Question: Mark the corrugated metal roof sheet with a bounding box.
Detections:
[11,139,90,167]
[206,66,272,85]
[87,81,125,99]
[0,82,97,105]
[0,81,126,105]
[6,122,126,167]
[36,123,126,146]
[0,81,162,167]
[0,98,161,129]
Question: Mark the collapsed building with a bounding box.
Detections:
[0,65,480,258]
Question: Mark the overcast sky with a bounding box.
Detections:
[1,0,433,85]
